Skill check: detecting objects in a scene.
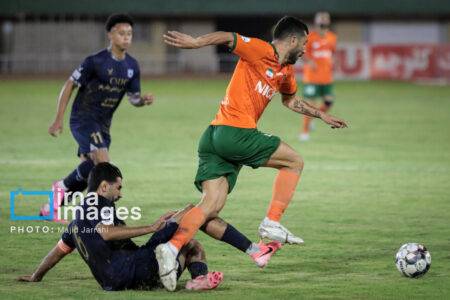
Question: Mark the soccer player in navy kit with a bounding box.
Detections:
[17,163,223,291]
[41,14,154,222]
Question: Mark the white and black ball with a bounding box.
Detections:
[395,243,431,278]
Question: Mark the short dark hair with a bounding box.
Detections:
[273,16,309,40]
[87,162,123,192]
[105,13,134,32]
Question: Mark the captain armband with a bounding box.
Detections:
[57,239,74,254]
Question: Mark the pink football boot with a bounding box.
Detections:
[40,181,68,223]
[251,240,283,268]
[185,271,223,290]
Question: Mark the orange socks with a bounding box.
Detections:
[266,170,300,222]
[169,206,206,251]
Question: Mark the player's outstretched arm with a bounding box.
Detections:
[98,210,177,241]
[14,245,69,282]
[48,79,77,137]
[281,93,348,129]
[164,31,234,49]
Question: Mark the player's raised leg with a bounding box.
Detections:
[259,141,304,244]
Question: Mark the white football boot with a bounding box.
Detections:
[258,217,304,244]
[299,133,310,142]
[155,243,178,291]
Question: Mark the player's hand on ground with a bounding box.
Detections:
[141,93,154,106]
[48,119,63,136]
[164,31,200,49]
[14,275,40,282]
[321,114,348,129]
[152,210,178,231]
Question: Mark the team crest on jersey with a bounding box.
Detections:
[241,36,251,42]
[72,68,82,80]
[127,69,134,78]
[108,68,114,75]
[265,68,274,79]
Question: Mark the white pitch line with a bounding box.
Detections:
[0,159,63,165]
[1,159,448,173]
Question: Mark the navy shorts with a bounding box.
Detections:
[70,121,111,156]
[132,222,183,289]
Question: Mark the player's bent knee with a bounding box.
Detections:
[289,153,304,173]
[91,149,110,164]
[187,239,205,256]
[187,239,201,250]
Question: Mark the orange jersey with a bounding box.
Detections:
[303,30,337,84]
[211,33,297,129]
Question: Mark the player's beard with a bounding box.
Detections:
[286,49,303,65]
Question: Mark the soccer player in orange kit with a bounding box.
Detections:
[300,12,338,141]
[156,16,348,291]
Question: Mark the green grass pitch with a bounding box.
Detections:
[0,79,449,299]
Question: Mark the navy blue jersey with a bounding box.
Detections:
[59,195,141,291]
[70,49,141,128]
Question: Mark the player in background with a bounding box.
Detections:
[157,16,348,291]
[41,14,154,222]
[299,12,338,141]
[17,163,223,291]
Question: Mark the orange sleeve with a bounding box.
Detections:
[57,239,74,254]
[330,32,338,53]
[231,33,272,62]
[279,67,297,95]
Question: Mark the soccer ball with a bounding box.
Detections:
[395,243,431,278]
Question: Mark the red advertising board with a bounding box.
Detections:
[434,45,450,78]
[370,45,435,80]
[294,44,450,81]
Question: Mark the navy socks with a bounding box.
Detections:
[187,261,208,279]
[63,159,94,192]
[220,224,252,253]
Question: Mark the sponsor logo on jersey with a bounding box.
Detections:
[265,69,274,79]
[255,80,276,100]
[127,69,134,78]
[241,36,251,42]
[312,50,332,58]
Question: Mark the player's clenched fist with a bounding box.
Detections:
[48,119,63,136]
